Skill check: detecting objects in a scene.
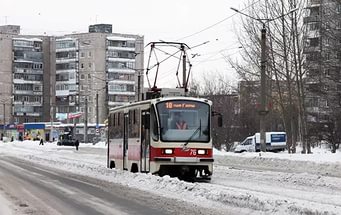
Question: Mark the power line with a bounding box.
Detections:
[175,0,261,41]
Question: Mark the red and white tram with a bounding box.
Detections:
[107,96,221,180]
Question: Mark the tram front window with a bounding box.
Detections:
[156,100,210,142]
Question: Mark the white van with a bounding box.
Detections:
[234,132,286,153]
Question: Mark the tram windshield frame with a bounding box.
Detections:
[156,100,210,142]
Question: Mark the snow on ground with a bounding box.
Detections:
[0,140,341,214]
[215,145,341,164]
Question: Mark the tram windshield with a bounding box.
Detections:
[156,100,210,142]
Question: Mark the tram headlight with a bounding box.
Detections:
[197,149,206,155]
[163,149,173,155]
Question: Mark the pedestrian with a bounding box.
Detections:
[75,139,79,151]
[39,138,44,146]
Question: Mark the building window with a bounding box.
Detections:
[309,22,319,31]
[88,63,92,68]
[324,69,330,77]
[81,63,84,69]
[88,52,92,57]
[310,38,319,47]
[81,52,85,58]
[80,74,85,80]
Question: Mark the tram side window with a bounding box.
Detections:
[151,106,159,141]
[113,112,123,138]
[129,109,140,138]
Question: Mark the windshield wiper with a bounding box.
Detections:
[182,120,201,149]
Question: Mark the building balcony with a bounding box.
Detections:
[13,90,34,95]
[13,59,43,64]
[108,101,129,106]
[23,101,42,106]
[56,79,77,85]
[108,80,135,85]
[56,90,71,97]
[107,46,135,52]
[107,68,135,73]
[14,68,43,75]
[107,57,135,62]
[13,79,42,85]
[108,91,135,96]
[56,69,77,75]
[56,58,78,64]
[56,47,78,52]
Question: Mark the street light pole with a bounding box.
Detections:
[96,91,99,127]
[2,103,5,140]
[84,97,88,143]
[231,7,298,152]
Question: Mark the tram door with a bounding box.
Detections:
[123,113,129,170]
[141,110,150,172]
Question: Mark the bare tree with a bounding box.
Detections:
[189,74,241,150]
[227,0,307,153]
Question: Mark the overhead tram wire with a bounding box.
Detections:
[156,45,243,83]
[175,0,261,42]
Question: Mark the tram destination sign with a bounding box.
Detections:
[165,102,196,109]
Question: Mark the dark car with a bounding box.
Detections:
[57,138,76,146]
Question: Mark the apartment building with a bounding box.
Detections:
[0,24,144,127]
[55,24,144,124]
[0,25,52,124]
[304,0,341,129]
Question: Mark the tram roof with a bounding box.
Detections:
[108,96,212,113]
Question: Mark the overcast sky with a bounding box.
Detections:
[2,0,248,88]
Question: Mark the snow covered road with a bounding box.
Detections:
[0,141,340,214]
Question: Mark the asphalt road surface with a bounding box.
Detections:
[0,156,224,215]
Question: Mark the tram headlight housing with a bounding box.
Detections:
[163,149,173,155]
[197,149,206,155]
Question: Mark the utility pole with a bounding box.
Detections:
[259,24,267,152]
[84,97,88,143]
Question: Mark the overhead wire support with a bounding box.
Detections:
[145,41,192,93]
